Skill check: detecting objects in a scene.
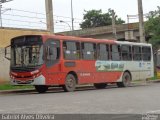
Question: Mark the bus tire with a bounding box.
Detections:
[94,83,107,89]
[35,85,48,93]
[62,74,76,92]
[117,72,131,88]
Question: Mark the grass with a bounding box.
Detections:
[149,76,158,80]
[0,83,33,91]
[148,73,160,81]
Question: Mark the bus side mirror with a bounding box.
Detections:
[5,45,11,60]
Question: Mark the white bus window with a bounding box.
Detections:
[111,45,121,61]
[133,46,142,61]
[121,45,132,61]
[142,47,151,61]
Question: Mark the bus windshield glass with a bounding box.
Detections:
[11,36,43,70]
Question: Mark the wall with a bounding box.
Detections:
[0,48,10,82]
[59,23,139,38]
[0,27,50,83]
[0,27,49,47]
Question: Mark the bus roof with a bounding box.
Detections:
[42,34,116,44]
[43,34,152,46]
[12,34,152,46]
[116,41,152,46]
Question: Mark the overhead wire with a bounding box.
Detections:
[2,7,82,31]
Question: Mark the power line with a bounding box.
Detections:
[2,7,83,21]
[3,23,46,29]
[3,18,44,24]
[2,15,81,24]
[2,13,81,24]
[3,13,46,20]
[2,15,81,26]
[5,8,46,15]
[55,14,82,21]
[1,7,81,31]
[3,22,79,29]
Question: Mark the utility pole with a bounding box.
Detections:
[138,0,145,43]
[71,0,74,31]
[112,10,117,39]
[0,4,2,27]
[45,0,54,33]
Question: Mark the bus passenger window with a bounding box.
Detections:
[63,41,80,60]
[98,44,109,60]
[111,45,121,61]
[45,39,60,68]
[121,45,132,61]
[133,46,141,61]
[46,45,60,61]
[81,42,96,60]
[142,47,151,61]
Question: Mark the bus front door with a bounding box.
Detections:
[45,39,61,85]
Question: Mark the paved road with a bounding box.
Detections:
[0,82,160,114]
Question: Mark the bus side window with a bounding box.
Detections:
[111,45,121,61]
[142,46,151,61]
[98,43,109,60]
[63,41,80,60]
[46,40,60,61]
[46,46,60,61]
[133,46,142,61]
[45,39,60,67]
[121,45,132,61]
[81,42,96,60]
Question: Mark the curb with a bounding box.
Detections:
[132,79,160,84]
[0,89,35,94]
[0,85,94,94]
[147,79,160,83]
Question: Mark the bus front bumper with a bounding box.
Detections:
[11,75,46,85]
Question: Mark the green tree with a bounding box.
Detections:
[145,6,160,49]
[80,9,125,29]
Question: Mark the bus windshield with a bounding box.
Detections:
[11,36,44,71]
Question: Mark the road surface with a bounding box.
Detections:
[0,82,160,115]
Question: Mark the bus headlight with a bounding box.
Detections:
[31,70,39,75]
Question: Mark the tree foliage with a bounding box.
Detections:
[80,9,125,29]
[145,6,160,49]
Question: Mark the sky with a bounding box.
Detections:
[2,0,160,32]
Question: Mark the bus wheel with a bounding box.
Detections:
[117,72,131,87]
[35,85,48,93]
[94,83,107,89]
[62,74,76,92]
